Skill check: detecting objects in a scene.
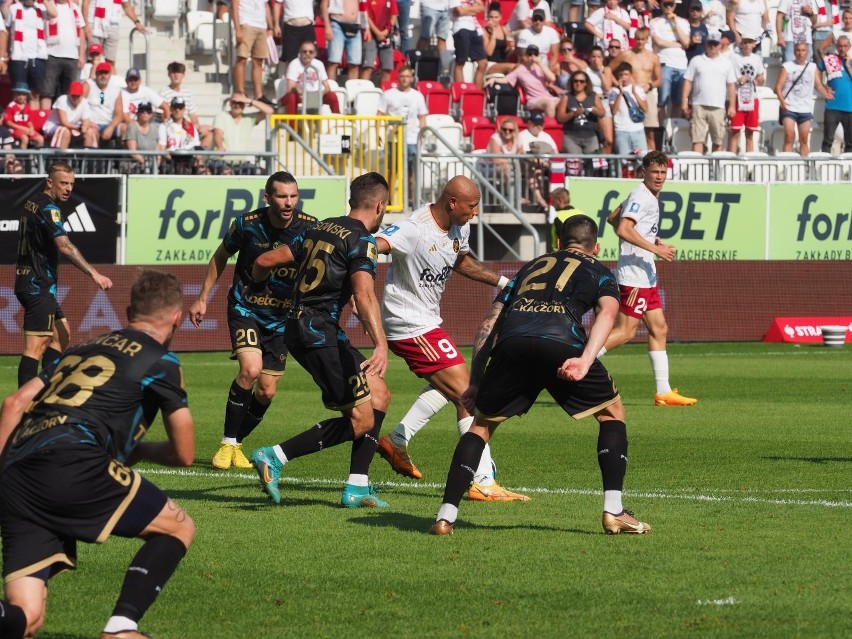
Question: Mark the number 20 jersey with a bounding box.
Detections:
[496,249,620,351]
[3,329,188,468]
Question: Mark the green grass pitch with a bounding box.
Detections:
[1,342,851,639]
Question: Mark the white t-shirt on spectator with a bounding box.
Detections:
[610,84,647,132]
[684,54,736,108]
[777,0,815,45]
[507,0,551,33]
[586,7,631,49]
[236,0,269,29]
[46,3,85,59]
[274,0,315,23]
[286,58,328,93]
[780,60,817,113]
[518,128,557,153]
[516,26,561,58]
[122,86,163,119]
[85,76,123,126]
[44,94,92,134]
[650,16,690,69]
[378,87,428,144]
[158,118,201,150]
[449,0,480,32]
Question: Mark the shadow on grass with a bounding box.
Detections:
[763,456,852,464]
[345,511,596,535]
[39,633,91,639]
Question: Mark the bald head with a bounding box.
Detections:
[434,176,481,228]
[443,176,480,202]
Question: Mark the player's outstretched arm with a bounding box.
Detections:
[453,253,509,288]
[558,296,619,381]
[190,244,231,326]
[252,244,295,282]
[128,407,195,467]
[0,377,46,457]
[351,270,388,378]
[54,235,112,289]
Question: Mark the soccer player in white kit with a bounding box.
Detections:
[374,176,530,501]
[598,150,697,406]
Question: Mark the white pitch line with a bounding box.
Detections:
[137,467,852,509]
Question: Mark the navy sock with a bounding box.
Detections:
[0,600,27,639]
[597,420,628,492]
[441,432,486,507]
[17,355,38,388]
[236,394,270,443]
[223,380,252,439]
[41,347,61,371]
[349,410,385,476]
[111,535,187,622]
[280,416,355,461]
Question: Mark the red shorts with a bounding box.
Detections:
[730,98,760,132]
[389,328,465,375]
[619,285,662,319]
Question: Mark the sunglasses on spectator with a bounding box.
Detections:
[532,16,544,22]
[501,126,516,132]
[229,101,244,108]
[561,47,574,53]
[663,1,675,6]
[572,78,587,83]
[300,49,316,55]
[608,44,621,49]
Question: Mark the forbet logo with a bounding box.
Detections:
[63,203,96,233]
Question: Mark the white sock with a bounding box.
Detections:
[437,503,459,524]
[392,384,449,445]
[648,350,671,395]
[346,473,369,487]
[597,346,608,357]
[222,437,237,445]
[103,617,138,633]
[604,490,623,514]
[272,444,288,465]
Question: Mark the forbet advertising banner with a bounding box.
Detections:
[766,183,852,260]
[125,175,348,264]
[568,178,766,260]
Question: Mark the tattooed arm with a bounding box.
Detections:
[54,235,112,290]
[453,253,509,288]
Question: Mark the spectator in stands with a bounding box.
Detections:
[450,0,487,85]
[519,110,557,152]
[122,67,170,125]
[7,0,56,106]
[811,1,836,54]
[609,26,661,150]
[651,0,690,119]
[322,0,370,82]
[160,61,212,149]
[586,45,614,153]
[719,29,736,59]
[816,7,852,55]
[487,115,521,184]
[585,0,630,51]
[482,2,516,76]
[282,42,342,113]
[776,0,816,63]
[212,93,274,174]
[507,0,551,35]
[362,0,399,84]
[231,0,275,105]
[604,39,623,64]
[42,80,98,148]
[686,2,709,62]
[517,9,560,62]
[519,112,557,211]
[610,62,648,154]
[696,0,728,33]
[417,0,450,55]
[80,41,104,79]
[680,32,736,154]
[4,83,44,148]
[553,37,588,89]
[159,96,203,174]
[728,34,764,153]
[777,42,830,155]
[817,34,852,153]
[41,0,85,109]
[82,0,146,69]
[396,0,411,54]
[273,0,318,72]
[84,61,124,146]
[549,186,585,251]
[0,20,7,78]
[726,0,770,46]
[123,100,158,171]
[503,44,562,118]
[557,71,604,155]
[377,64,426,171]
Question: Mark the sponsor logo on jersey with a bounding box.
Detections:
[418,265,452,287]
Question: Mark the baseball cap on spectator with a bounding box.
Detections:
[136,102,153,113]
[526,45,540,57]
[125,68,141,81]
[706,30,722,43]
[529,112,545,126]
[12,83,30,94]
[690,0,702,8]
[88,42,103,56]
[170,96,186,109]
[720,30,736,42]
[95,62,112,74]
[531,8,546,21]
[69,81,85,96]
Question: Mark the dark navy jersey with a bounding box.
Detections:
[224,208,317,330]
[3,328,188,467]
[15,191,68,296]
[287,215,379,348]
[495,249,619,352]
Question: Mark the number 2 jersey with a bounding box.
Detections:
[15,191,68,297]
[287,215,379,349]
[2,328,188,468]
[225,208,318,332]
[496,248,619,352]
[377,204,470,340]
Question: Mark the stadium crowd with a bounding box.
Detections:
[0,0,850,178]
